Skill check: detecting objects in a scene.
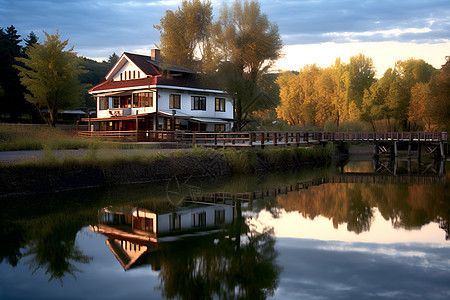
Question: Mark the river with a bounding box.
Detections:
[0,158,449,299]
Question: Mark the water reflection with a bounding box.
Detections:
[90,200,281,299]
[0,160,448,299]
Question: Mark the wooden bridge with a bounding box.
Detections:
[78,130,448,158]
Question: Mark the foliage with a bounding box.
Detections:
[408,82,434,130]
[16,31,86,127]
[360,58,436,131]
[215,0,283,131]
[154,0,214,71]
[429,57,450,131]
[347,53,376,110]
[407,56,450,131]
[0,25,37,121]
[78,56,115,108]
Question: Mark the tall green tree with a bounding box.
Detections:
[154,0,214,71]
[347,54,376,112]
[16,31,85,127]
[215,0,283,130]
[0,25,35,121]
[23,31,38,49]
[387,59,435,130]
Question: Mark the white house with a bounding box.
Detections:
[88,49,234,132]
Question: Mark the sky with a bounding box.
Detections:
[1,0,449,77]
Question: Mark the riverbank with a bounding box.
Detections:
[0,145,336,197]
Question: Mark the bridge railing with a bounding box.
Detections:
[78,130,447,145]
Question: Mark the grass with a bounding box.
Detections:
[0,124,160,151]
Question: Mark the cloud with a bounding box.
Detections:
[1,0,449,61]
[261,0,450,45]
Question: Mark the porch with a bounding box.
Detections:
[78,130,178,142]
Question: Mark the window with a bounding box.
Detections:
[120,73,123,81]
[133,70,136,79]
[215,124,225,132]
[169,214,181,231]
[192,96,206,110]
[193,212,206,227]
[132,92,153,107]
[170,94,181,109]
[215,98,225,112]
[112,97,120,108]
[99,96,108,110]
[215,209,225,225]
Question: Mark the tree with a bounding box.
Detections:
[23,31,38,49]
[215,0,283,130]
[347,54,376,112]
[277,65,327,127]
[154,0,214,71]
[428,56,450,131]
[408,82,434,130]
[106,52,119,65]
[0,25,34,121]
[387,59,436,130]
[16,31,85,127]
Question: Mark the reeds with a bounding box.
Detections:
[0,125,160,151]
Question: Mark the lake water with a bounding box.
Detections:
[0,159,449,300]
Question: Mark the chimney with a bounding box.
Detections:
[151,49,160,62]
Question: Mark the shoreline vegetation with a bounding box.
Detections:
[0,145,337,197]
[0,124,160,151]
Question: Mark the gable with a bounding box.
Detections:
[105,53,160,81]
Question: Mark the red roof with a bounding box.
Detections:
[123,52,161,76]
[89,51,222,94]
[89,77,157,93]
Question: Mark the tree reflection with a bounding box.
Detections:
[277,181,448,235]
[346,187,373,233]
[0,221,25,266]
[23,218,92,285]
[157,220,281,299]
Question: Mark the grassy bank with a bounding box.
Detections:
[0,124,159,151]
[0,145,334,197]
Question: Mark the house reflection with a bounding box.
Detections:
[90,202,235,271]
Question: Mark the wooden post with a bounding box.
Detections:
[214,134,217,147]
[296,132,300,147]
[261,133,265,149]
[418,142,421,161]
[373,142,379,158]
[394,141,398,158]
[249,132,253,147]
[193,132,196,146]
[285,132,289,146]
[273,132,277,146]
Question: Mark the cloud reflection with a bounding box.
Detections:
[273,238,450,299]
